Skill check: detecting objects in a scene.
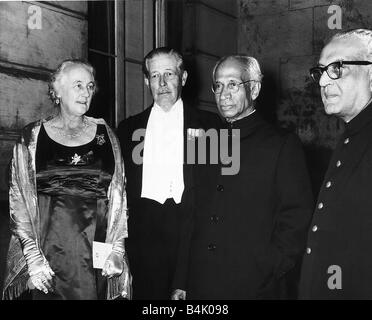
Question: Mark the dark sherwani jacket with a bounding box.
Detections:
[299,103,372,299]
[117,103,220,299]
[186,111,314,299]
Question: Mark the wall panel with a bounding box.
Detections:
[196,5,236,57]
[0,2,87,70]
[0,74,52,130]
[45,1,88,14]
[201,0,238,16]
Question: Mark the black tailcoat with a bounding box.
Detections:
[117,104,219,299]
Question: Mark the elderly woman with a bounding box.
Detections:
[2,59,130,300]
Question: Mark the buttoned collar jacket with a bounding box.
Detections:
[186,111,314,299]
[299,103,372,299]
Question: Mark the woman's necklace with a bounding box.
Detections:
[49,116,90,139]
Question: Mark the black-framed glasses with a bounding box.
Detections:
[310,60,372,83]
[212,79,257,94]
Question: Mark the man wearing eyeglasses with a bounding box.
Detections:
[299,29,372,299]
[184,55,313,299]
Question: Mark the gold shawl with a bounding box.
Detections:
[2,116,130,300]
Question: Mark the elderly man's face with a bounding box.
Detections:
[214,59,257,122]
[145,53,187,110]
[319,37,372,122]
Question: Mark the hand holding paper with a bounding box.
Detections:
[101,238,126,278]
[102,251,124,278]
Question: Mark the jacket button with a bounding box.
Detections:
[344,138,350,144]
[208,243,216,251]
[336,160,341,167]
[318,202,324,210]
[211,215,219,223]
[306,247,312,254]
[216,184,224,192]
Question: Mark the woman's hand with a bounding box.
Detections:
[20,237,55,294]
[102,238,127,278]
[171,289,186,300]
[101,251,125,278]
[28,263,55,294]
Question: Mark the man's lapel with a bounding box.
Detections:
[183,104,200,190]
[140,104,154,130]
[135,105,153,191]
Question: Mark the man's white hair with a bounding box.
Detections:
[331,29,372,60]
[212,55,264,83]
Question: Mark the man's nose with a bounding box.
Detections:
[159,74,167,86]
[319,70,333,88]
[220,85,231,99]
[81,86,91,97]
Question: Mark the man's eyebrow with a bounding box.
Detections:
[150,68,176,73]
[317,60,338,67]
[319,56,354,67]
[343,56,356,60]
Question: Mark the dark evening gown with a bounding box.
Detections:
[33,123,115,300]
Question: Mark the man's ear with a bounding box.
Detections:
[251,81,261,101]
[181,70,188,87]
[144,76,149,88]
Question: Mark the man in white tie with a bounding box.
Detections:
[117,47,219,299]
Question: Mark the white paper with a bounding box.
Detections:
[92,241,113,269]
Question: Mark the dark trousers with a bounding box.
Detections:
[127,198,184,300]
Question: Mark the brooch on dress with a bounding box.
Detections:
[69,151,94,165]
[96,134,106,145]
[71,153,82,165]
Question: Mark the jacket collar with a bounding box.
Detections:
[223,110,265,138]
[345,101,372,136]
[141,101,201,131]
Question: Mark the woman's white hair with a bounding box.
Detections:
[48,59,96,105]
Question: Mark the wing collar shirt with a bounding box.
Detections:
[141,98,184,204]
